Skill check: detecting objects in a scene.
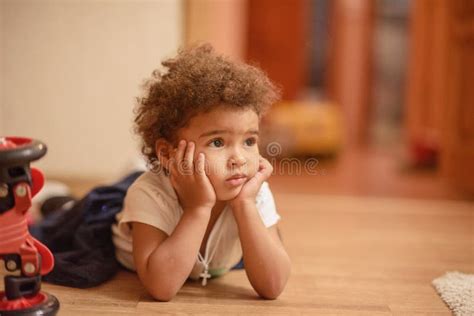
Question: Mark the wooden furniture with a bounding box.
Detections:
[405,0,474,194]
[246,0,310,100]
[326,0,375,147]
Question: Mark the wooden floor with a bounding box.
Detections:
[1,146,473,315]
[1,194,470,315]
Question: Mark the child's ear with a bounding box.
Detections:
[155,139,174,170]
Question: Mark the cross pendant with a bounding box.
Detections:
[200,268,211,286]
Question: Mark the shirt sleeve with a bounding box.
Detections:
[256,181,281,227]
[118,184,178,237]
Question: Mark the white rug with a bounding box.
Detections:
[432,271,474,316]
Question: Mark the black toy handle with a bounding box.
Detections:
[0,137,47,167]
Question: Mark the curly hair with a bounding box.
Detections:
[134,43,280,171]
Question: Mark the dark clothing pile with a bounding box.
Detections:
[29,171,143,288]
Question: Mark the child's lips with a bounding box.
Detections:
[225,175,247,186]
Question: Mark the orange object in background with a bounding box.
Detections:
[261,102,343,157]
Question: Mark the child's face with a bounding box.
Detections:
[176,106,261,201]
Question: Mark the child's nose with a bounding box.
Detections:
[228,155,246,168]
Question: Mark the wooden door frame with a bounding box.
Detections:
[326,0,375,148]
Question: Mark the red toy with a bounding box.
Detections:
[0,137,59,315]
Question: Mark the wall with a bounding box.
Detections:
[185,0,247,60]
[1,0,183,180]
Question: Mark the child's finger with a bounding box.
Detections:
[258,157,273,178]
[183,141,195,172]
[195,152,206,176]
[257,156,265,171]
[174,140,186,165]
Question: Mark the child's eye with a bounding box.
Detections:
[245,137,257,146]
[208,138,224,148]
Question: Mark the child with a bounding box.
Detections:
[112,43,291,301]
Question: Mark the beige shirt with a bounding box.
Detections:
[112,171,281,282]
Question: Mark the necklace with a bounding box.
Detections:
[197,207,226,286]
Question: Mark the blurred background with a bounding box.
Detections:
[1,0,473,200]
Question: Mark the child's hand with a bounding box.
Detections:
[168,140,216,212]
[229,156,273,208]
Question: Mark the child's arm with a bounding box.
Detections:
[230,157,291,299]
[232,201,291,300]
[133,140,216,301]
[132,207,211,301]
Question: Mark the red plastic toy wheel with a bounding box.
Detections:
[0,291,59,315]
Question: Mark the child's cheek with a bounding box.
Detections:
[201,152,225,177]
[247,155,260,178]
